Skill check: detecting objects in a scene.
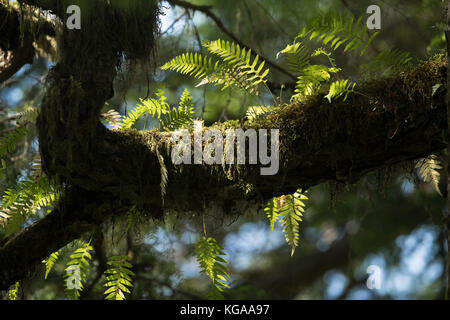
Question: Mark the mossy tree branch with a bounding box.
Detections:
[0,0,447,292]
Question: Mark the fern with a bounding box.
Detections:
[264,197,279,233]
[0,127,29,158]
[104,255,135,300]
[293,64,338,99]
[122,87,195,133]
[121,97,170,129]
[196,236,230,299]
[159,88,195,131]
[162,39,270,95]
[8,282,20,300]
[42,249,62,279]
[361,49,413,76]
[161,52,216,81]
[416,155,442,195]
[0,175,58,235]
[203,39,270,94]
[325,79,356,102]
[17,105,39,124]
[298,11,378,56]
[265,189,308,256]
[102,109,123,130]
[64,243,93,300]
[277,42,310,74]
[246,106,272,120]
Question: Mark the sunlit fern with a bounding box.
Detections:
[265,189,308,256]
[416,154,442,196]
[325,79,356,102]
[104,255,135,300]
[64,242,93,300]
[7,282,20,300]
[0,127,29,158]
[297,11,379,56]
[0,175,59,236]
[196,236,230,299]
[42,249,62,279]
[162,39,270,95]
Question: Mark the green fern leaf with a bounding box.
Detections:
[361,49,413,76]
[277,190,308,256]
[203,39,270,94]
[104,255,135,300]
[8,282,20,300]
[325,79,356,102]
[0,127,29,158]
[64,243,93,300]
[42,250,62,279]
[264,197,279,233]
[102,109,123,130]
[196,236,230,299]
[298,11,378,56]
[416,155,442,195]
[276,42,310,74]
[0,175,57,235]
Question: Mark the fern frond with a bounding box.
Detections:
[203,39,270,94]
[42,249,61,279]
[161,52,216,80]
[275,190,308,256]
[104,255,135,300]
[17,105,39,124]
[276,42,310,74]
[159,92,194,131]
[0,127,29,158]
[8,282,20,300]
[0,175,57,235]
[361,49,413,76]
[293,64,337,99]
[102,109,123,130]
[325,79,356,102]
[416,155,442,195]
[298,11,378,56]
[264,197,279,233]
[196,236,230,299]
[121,98,170,129]
[64,243,93,300]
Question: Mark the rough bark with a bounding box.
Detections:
[0,0,448,291]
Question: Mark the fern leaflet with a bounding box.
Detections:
[416,155,442,195]
[325,79,356,102]
[298,11,379,56]
[64,243,93,300]
[42,249,62,279]
[265,189,308,256]
[196,236,230,299]
[8,282,20,300]
[104,255,135,300]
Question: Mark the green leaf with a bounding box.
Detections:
[103,255,134,300]
[195,236,231,299]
